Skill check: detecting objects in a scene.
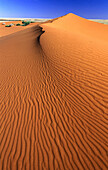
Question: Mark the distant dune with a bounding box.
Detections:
[0,13,108,170]
[0,18,50,23]
[1,17,108,24]
[89,19,108,25]
[0,20,50,37]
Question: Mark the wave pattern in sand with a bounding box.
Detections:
[0,14,108,170]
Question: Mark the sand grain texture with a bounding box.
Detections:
[0,21,39,37]
[0,14,108,170]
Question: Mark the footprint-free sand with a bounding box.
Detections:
[0,13,108,170]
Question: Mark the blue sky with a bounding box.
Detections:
[0,0,108,19]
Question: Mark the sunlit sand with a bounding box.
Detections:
[0,13,108,169]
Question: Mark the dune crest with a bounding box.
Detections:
[42,13,108,41]
[0,21,39,37]
[0,13,108,169]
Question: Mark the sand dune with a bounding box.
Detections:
[0,13,108,170]
[0,21,39,37]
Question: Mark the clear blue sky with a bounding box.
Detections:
[0,0,108,19]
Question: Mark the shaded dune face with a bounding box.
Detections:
[0,14,108,170]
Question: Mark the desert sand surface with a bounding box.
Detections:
[0,13,108,170]
[0,21,40,37]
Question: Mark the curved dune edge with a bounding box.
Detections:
[0,21,39,38]
[0,13,108,169]
[39,13,108,169]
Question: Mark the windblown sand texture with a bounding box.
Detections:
[0,21,39,37]
[0,13,108,170]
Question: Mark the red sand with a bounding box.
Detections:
[0,21,39,37]
[0,13,108,170]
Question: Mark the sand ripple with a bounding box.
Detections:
[0,14,108,170]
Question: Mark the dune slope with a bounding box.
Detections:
[0,14,108,170]
[0,21,39,37]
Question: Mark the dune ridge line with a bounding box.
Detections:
[0,13,108,170]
